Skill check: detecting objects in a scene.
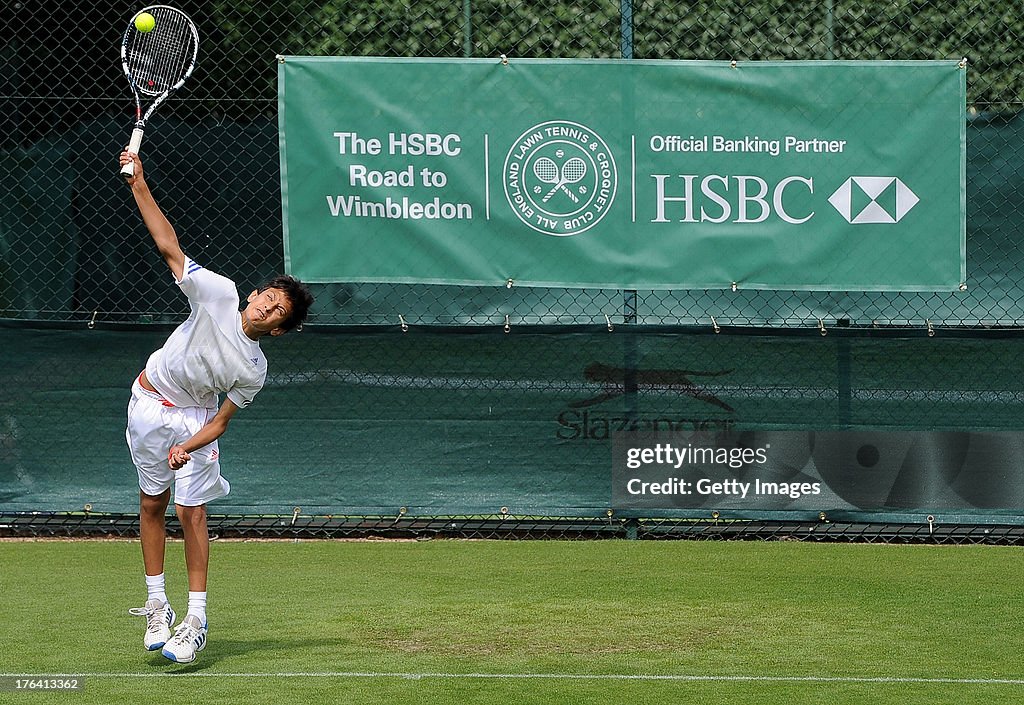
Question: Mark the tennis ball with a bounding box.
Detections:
[135,12,156,33]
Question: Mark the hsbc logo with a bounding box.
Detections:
[828,176,919,224]
[650,174,920,226]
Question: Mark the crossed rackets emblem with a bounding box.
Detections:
[503,120,618,237]
[532,155,588,204]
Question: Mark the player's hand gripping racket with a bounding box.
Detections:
[119,6,199,179]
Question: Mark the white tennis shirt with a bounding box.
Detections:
[145,257,267,410]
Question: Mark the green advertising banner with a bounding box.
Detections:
[278,58,965,290]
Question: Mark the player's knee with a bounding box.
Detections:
[175,503,207,528]
[139,489,170,516]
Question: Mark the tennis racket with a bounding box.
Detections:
[119,6,199,179]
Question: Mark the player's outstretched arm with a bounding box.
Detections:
[120,151,186,280]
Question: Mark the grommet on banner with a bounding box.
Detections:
[504,315,511,333]
[605,314,614,332]
[276,54,286,64]
[506,278,514,289]
[926,319,935,337]
[83,503,93,515]
[711,316,720,334]
[730,59,738,69]
[88,310,98,330]
[819,511,828,522]
[500,54,509,66]
[399,314,409,332]
[959,282,967,291]
[730,281,738,292]
[958,57,968,70]
[818,319,827,336]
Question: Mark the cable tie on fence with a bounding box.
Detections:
[290,507,301,526]
[506,278,514,289]
[711,316,720,334]
[730,281,738,292]
[392,507,408,525]
[959,282,968,292]
[958,57,968,70]
[818,319,827,336]
[399,314,409,332]
[500,53,510,66]
[606,508,614,524]
[276,54,286,64]
[927,514,935,535]
[926,319,935,337]
[730,59,738,69]
[88,310,98,330]
[504,315,511,333]
[605,314,614,332]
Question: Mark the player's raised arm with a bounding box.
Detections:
[120,151,186,280]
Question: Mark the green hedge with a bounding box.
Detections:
[207,0,1020,110]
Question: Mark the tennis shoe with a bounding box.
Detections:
[161,615,207,663]
[128,599,176,651]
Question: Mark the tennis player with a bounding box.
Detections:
[120,151,313,663]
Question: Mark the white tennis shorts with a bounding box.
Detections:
[126,375,230,506]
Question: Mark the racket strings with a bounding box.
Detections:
[127,8,197,95]
[533,158,559,183]
[561,158,587,183]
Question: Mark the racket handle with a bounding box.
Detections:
[120,127,145,179]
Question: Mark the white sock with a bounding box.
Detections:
[187,591,207,625]
[145,573,168,605]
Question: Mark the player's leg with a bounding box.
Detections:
[130,490,176,649]
[126,379,177,650]
[160,416,227,663]
[177,502,209,594]
[140,488,170,576]
[161,503,209,663]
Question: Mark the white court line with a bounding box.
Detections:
[2,672,1022,684]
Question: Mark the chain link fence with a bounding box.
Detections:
[3,1,1024,540]
[4,511,1024,544]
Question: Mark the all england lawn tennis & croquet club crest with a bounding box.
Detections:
[503,120,618,237]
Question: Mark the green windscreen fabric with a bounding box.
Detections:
[2,326,1023,521]
[279,58,965,290]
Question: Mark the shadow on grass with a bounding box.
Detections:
[140,636,351,673]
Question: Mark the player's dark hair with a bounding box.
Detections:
[260,275,314,331]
